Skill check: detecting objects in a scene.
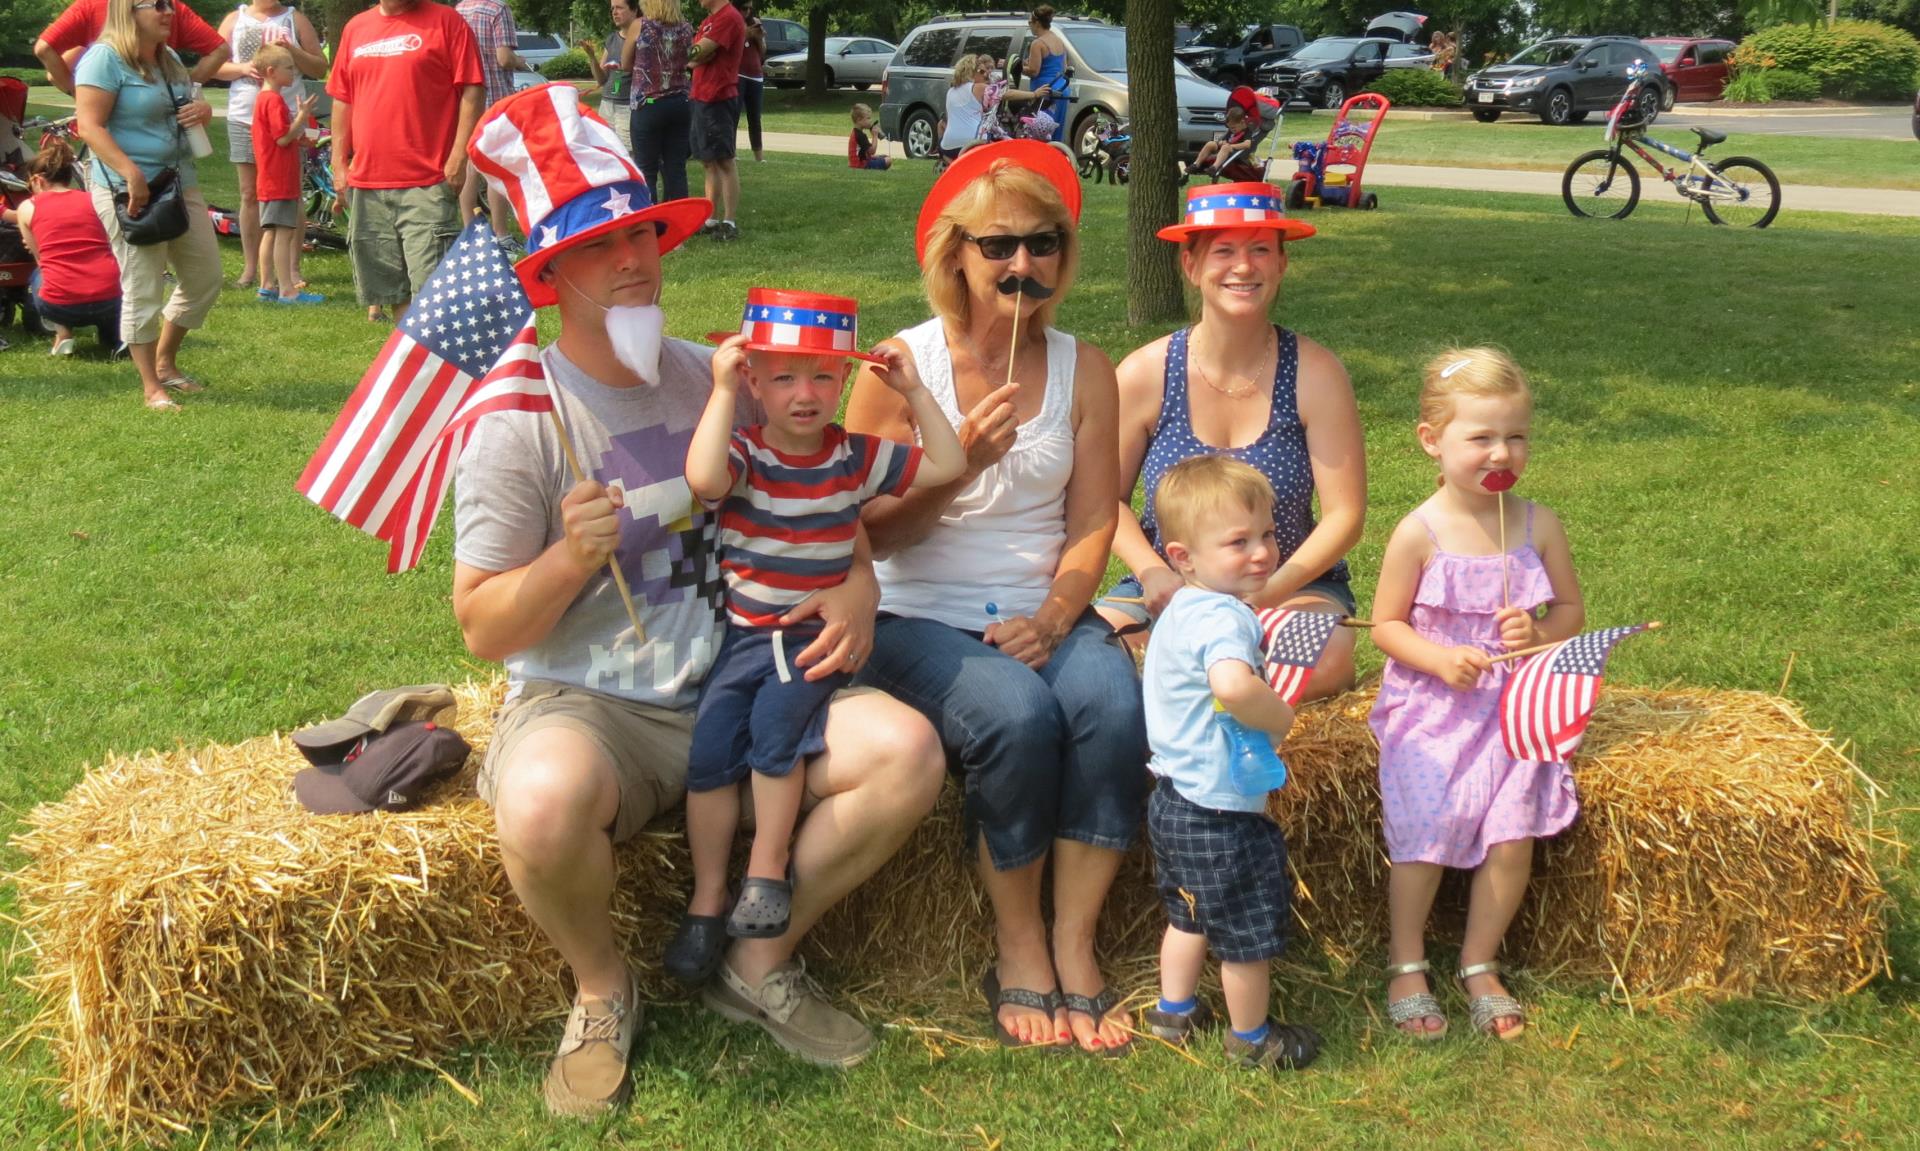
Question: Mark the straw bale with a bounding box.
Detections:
[8,680,1892,1139]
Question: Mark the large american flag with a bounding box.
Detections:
[1255,607,1343,707]
[1500,623,1655,762]
[297,221,552,571]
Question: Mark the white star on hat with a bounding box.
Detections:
[602,189,634,219]
[539,224,559,249]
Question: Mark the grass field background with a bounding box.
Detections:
[1,123,1916,1148]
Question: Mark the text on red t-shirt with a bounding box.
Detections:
[325,2,484,190]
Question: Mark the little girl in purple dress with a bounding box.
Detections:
[1368,348,1587,1043]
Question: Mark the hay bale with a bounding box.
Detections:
[8,681,1892,1138]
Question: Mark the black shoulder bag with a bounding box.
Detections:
[111,69,191,246]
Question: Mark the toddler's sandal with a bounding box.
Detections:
[663,911,729,986]
[726,875,792,939]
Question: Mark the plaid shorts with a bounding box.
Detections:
[1148,781,1292,963]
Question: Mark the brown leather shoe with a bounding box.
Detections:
[543,967,642,1117]
[701,958,876,1068]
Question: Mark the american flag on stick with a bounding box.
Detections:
[1500,623,1657,762]
[296,221,552,571]
[1255,607,1343,707]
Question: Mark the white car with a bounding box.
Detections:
[764,37,897,90]
[515,32,570,72]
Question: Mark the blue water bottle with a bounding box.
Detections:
[1215,699,1287,795]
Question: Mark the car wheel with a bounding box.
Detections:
[1322,81,1346,110]
[901,106,938,159]
[1636,86,1662,125]
[1471,108,1502,122]
[1215,68,1244,89]
[1542,87,1574,126]
[854,82,870,91]
[1568,110,1589,124]
[1071,110,1104,160]
[1662,84,1676,112]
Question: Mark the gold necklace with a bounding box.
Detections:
[1190,325,1274,400]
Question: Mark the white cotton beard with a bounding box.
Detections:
[606,303,665,385]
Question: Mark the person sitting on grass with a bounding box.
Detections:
[1138,454,1323,1072]
[664,289,966,984]
[846,103,891,171]
[250,44,324,304]
[1192,100,1251,177]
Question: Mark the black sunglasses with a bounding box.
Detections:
[960,230,1066,261]
[134,0,175,11]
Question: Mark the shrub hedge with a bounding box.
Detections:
[1361,67,1462,108]
[1722,68,1772,102]
[540,49,595,80]
[1,66,51,86]
[1739,19,1920,99]
[1762,68,1823,100]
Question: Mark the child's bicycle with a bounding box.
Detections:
[1078,109,1129,184]
[1561,62,1779,228]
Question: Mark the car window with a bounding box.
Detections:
[1510,40,1581,67]
[1249,28,1272,48]
[1610,43,1650,67]
[823,38,850,53]
[1193,24,1244,49]
[1647,42,1685,64]
[1698,43,1731,65]
[765,20,803,43]
[962,32,1013,65]
[857,41,888,55]
[1292,38,1358,63]
[516,34,556,51]
[1063,26,1128,74]
[1387,42,1422,59]
[1355,40,1386,63]
[901,27,964,68]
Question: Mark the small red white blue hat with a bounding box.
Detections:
[1156,181,1316,243]
[468,83,712,307]
[707,288,887,364]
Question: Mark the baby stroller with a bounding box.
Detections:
[938,60,1076,172]
[0,77,44,342]
[1079,109,1130,184]
[1189,86,1286,184]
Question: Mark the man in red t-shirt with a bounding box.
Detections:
[687,0,745,240]
[34,0,223,94]
[328,0,486,322]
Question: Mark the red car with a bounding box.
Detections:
[1644,37,1735,108]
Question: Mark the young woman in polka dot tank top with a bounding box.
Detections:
[1101,186,1367,703]
[1368,348,1586,1043]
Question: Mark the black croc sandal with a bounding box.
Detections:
[1063,987,1135,1057]
[1224,1019,1322,1072]
[980,968,1067,1052]
[663,912,729,986]
[726,875,792,939]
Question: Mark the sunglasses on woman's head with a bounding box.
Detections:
[134,0,175,11]
[961,230,1065,261]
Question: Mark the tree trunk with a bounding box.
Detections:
[1124,0,1183,326]
[805,5,830,98]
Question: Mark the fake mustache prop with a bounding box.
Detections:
[996,275,1055,300]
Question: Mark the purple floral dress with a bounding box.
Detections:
[1368,503,1579,867]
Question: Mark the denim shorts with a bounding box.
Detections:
[854,608,1150,869]
[687,626,843,791]
[1098,572,1357,628]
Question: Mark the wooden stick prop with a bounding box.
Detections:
[1489,620,1662,665]
[1483,469,1518,609]
[995,274,1053,390]
[543,404,649,646]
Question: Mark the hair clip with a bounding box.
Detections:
[1439,358,1472,379]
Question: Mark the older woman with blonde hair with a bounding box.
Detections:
[843,140,1147,1057]
[74,0,223,410]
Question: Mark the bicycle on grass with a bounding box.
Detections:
[1561,63,1780,228]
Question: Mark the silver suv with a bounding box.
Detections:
[879,13,1232,161]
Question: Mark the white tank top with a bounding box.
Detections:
[875,316,1078,630]
[227,4,304,128]
[941,83,984,148]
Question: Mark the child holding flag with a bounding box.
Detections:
[1367,347,1586,1042]
[251,44,322,304]
[663,289,966,985]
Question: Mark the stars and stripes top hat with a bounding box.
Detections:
[1156,181,1317,243]
[706,288,888,365]
[468,82,712,308]
[916,139,1082,265]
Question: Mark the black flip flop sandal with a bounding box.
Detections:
[1063,986,1134,1057]
[980,968,1068,1053]
[726,875,792,939]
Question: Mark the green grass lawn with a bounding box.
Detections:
[760,85,875,136]
[2,121,1918,1148]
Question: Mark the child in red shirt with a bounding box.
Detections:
[846,103,890,171]
[251,45,323,304]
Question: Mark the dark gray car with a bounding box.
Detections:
[1464,36,1669,126]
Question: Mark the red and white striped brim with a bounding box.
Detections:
[1157,181,1316,242]
[707,288,885,364]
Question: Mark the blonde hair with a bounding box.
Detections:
[850,101,873,122]
[253,42,295,73]
[1418,346,1532,432]
[920,162,1079,330]
[641,0,685,25]
[1155,455,1275,551]
[950,53,978,87]
[102,0,188,82]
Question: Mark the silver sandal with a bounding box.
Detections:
[1456,960,1526,1041]
[1385,959,1448,1041]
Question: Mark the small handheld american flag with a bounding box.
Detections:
[1255,607,1343,707]
[1499,623,1656,762]
[296,221,551,572]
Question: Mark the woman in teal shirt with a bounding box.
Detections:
[74,0,224,411]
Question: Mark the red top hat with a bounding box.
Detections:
[1157,181,1316,243]
[915,140,1082,266]
[707,288,887,364]
[468,83,712,308]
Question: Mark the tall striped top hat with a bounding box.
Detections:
[468,83,712,308]
[1156,181,1316,243]
[707,289,886,365]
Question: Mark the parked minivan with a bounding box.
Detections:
[879,14,1232,161]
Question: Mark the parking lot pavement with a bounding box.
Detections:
[1665,104,1913,141]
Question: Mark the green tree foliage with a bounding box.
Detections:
[1845,0,1920,40]
[1530,0,1745,39]
[1362,66,1464,105]
[4,0,61,57]
[1743,17,1920,96]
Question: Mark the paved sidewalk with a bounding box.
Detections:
[754,129,1920,219]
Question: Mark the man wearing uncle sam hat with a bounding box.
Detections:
[451,83,944,1117]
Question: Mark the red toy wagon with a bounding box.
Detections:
[1286,92,1390,211]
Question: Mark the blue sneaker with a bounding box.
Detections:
[276,291,327,305]
[256,288,276,300]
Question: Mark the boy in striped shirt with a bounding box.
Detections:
[665,291,965,984]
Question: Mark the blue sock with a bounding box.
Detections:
[1232,1021,1271,1044]
[1157,996,1197,1015]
